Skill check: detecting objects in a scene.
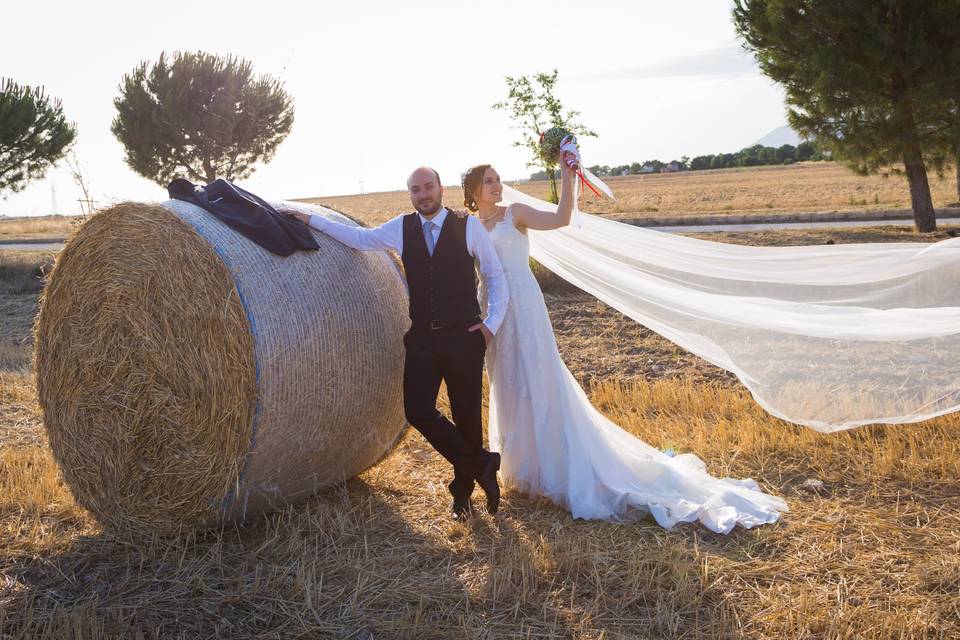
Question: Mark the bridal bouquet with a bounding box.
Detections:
[538,127,614,199]
[538,127,574,167]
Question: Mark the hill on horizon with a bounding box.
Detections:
[755,124,805,148]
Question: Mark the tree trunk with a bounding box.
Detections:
[889,67,935,231]
[903,146,936,232]
[956,157,960,203]
[547,169,559,204]
[202,155,216,184]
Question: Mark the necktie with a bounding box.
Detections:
[423,220,436,256]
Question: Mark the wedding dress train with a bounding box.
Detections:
[482,207,787,532]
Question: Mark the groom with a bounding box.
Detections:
[282,167,509,519]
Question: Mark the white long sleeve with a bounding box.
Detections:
[465,215,509,335]
[307,213,404,253]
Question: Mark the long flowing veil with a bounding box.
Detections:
[500,184,960,432]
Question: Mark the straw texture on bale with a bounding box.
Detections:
[34,199,409,532]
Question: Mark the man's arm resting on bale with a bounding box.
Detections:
[278,207,403,253]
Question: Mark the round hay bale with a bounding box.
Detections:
[34,199,409,532]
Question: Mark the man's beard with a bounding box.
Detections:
[415,199,442,216]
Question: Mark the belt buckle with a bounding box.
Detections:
[430,319,443,330]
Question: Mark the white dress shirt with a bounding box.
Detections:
[308,207,509,334]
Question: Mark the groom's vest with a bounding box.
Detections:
[401,211,481,330]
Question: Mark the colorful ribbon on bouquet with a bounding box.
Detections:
[541,132,616,200]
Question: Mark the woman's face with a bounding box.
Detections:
[476,167,503,207]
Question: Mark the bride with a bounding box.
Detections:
[461,159,788,533]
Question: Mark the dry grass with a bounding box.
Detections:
[0,371,41,448]
[0,250,54,295]
[1,380,958,639]
[0,215,79,242]
[0,342,31,372]
[0,250,49,418]
[2,227,959,638]
[302,162,960,225]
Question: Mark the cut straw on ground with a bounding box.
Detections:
[2,221,958,638]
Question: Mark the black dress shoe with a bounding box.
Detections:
[476,452,501,514]
[448,480,474,521]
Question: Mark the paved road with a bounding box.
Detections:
[651,217,960,233]
[0,242,66,252]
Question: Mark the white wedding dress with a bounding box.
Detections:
[482,207,788,533]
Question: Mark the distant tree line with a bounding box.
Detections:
[687,141,827,171]
[528,140,828,180]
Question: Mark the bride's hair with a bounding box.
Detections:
[461,164,492,212]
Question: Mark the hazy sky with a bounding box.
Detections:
[1,0,788,216]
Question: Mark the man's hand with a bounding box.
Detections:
[278,207,310,225]
[468,322,493,346]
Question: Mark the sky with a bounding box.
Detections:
[0,0,789,217]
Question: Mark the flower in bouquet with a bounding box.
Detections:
[538,127,573,168]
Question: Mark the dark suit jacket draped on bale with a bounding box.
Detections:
[168,178,319,257]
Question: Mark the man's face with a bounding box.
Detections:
[407,168,444,216]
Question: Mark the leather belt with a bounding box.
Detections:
[425,316,481,330]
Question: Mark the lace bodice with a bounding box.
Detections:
[485,207,531,273]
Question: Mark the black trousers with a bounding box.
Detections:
[403,322,489,492]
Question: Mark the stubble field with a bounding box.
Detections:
[1,165,959,638]
[3,161,960,242]
[304,161,960,226]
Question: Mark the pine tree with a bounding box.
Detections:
[0,79,76,195]
[733,0,960,231]
[111,51,294,187]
